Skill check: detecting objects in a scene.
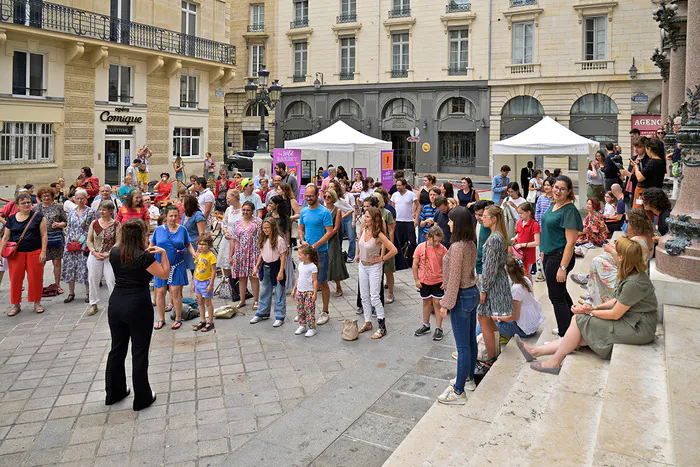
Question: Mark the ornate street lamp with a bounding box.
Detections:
[245,65,282,154]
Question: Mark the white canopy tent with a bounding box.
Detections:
[492,116,600,206]
[284,120,392,181]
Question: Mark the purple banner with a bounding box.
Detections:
[273,148,303,204]
[380,150,394,189]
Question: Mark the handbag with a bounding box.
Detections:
[66,242,83,253]
[341,319,359,341]
[2,212,38,259]
[47,231,63,249]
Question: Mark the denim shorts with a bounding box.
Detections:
[317,249,329,283]
[194,278,213,298]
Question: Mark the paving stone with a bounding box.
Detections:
[131,431,165,452]
[61,441,99,462]
[163,441,198,464]
[24,446,65,466]
[198,438,230,457]
[97,436,133,457]
[313,435,392,467]
[69,427,105,445]
[197,422,229,442]
[166,427,198,446]
[6,421,44,439]
[0,435,35,455]
[16,408,50,424]
[167,414,197,430]
[228,418,257,436]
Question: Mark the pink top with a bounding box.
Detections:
[261,236,287,263]
[414,242,447,286]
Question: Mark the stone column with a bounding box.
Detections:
[661,79,670,124]
[685,0,699,95]
[668,42,687,118]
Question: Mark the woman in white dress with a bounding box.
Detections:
[217,189,242,296]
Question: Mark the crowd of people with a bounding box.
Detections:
[0,137,673,410]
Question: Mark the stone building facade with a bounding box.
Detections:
[0,0,235,195]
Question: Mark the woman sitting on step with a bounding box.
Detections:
[515,237,658,374]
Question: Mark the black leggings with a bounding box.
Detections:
[543,252,575,337]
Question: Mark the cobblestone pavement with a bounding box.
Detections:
[0,255,457,466]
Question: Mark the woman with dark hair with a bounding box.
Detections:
[266,195,291,244]
[62,188,95,304]
[418,174,437,206]
[0,192,48,316]
[276,183,301,221]
[215,167,234,213]
[440,182,454,200]
[116,189,150,224]
[230,201,262,309]
[535,177,555,226]
[587,152,606,203]
[540,175,583,337]
[106,219,169,410]
[629,137,667,207]
[436,207,478,404]
[336,166,349,183]
[527,170,543,203]
[35,185,67,294]
[457,177,479,212]
[350,170,364,193]
[576,198,608,249]
[153,173,173,206]
[150,205,197,330]
[358,177,375,205]
[75,167,100,202]
[641,187,672,237]
[85,200,120,316]
[181,195,207,276]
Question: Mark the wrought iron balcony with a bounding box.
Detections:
[290,18,309,29]
[337,14,357,23]
[0,0,236,65]
[247,23,265,32]
[510,0,537,6]
[388,8,411,18]
[391,68,408,78]
[448,66,468,75]
[446,2,471,13]
[293,74,307,83]
[339,71,355,80]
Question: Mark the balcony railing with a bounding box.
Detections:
[446,2,471,13]
[339,71,354,80]
[388,8,411,18]
[448,66,468,75]
[247,23,265,32]
[0,0,236,65]
[293,74,307,83]
[391,68,408,78]
[290,18,309,29]
[510,0,537,6]
[337,13,357,23]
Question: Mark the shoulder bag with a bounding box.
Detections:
[40,205,64,249]
[2,212,38,258]
[66,210,91,253]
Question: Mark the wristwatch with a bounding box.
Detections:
[559,265,567,271]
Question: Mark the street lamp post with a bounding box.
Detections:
[244,65,282,175]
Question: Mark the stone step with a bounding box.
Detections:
[593,336,674,466]
[663,305,700,466]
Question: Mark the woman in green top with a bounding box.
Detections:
[516,237,657,374]
[540,176,583,337]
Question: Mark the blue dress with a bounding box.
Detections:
[151,224,192,288]
[181,211,206,270]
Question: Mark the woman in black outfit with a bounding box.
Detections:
[457,177,479,213]
[106,218,170,411]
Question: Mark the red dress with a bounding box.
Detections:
[116,206,150,224]
[516,218,540,266]
[153,181,173,204]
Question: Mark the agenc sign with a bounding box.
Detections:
[631,115,662,137]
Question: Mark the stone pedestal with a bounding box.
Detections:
[252,151,273,178]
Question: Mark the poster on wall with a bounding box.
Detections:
[273,148,303,204]
[380,150,394,189]
[631,115,662,137]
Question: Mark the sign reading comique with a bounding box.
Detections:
[100,107,143,124]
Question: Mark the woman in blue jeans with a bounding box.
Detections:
[437,207,479,405]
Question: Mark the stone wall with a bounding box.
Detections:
[63,58,96,174]
[146,72,170,167]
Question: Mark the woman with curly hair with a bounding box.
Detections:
[641,187,672,237]
[576,198,608,247]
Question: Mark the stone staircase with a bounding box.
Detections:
[385,254,699,466]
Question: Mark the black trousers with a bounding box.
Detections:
[106,287,154,411]
[394,221,416,271]
[543,252,575,337]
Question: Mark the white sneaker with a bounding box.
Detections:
[294,315,299,322]
[437,386,467,405]
[295,325,308,335]
[552,327,559,335]
[571,273,589,286]
[249,316,263,324]
[449,378,477,391]
[316,312,329,325]
[273,320,284,327]
[305,328,317,337]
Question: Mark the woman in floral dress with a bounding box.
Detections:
[230,201,262,309]
[61,189,95,303]
[217,188,242,297]
[576,198,608,247]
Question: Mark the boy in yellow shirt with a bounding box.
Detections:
[192,234,217,332]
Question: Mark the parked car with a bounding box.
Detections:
[225,150,254,175]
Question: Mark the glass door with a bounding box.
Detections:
[105,140,121,187]
[110,0,131,44]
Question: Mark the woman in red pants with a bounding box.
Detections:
[0,192,48,316]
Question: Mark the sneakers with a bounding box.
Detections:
[570,273,589,286]
[305,328,317,337]
[432,328,444,341]
[295,325,308,335]
[452,351,458,360]
[414,324,431,336]
[317,312,329,325]
[356,307,363,315]
[437,386,467,405]
[273,320,284,327]
[250,315,269,324]
[449,378,477,392]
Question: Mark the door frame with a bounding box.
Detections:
[104,136,134,186]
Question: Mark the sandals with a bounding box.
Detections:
[386,295,395,304]
[358,322,373,333]
[164,303,174,313]
[201,322,215,332]
[235,301,247,309]
[371,328,386,339]
[7,305,20,317]
[334,289,343,297]
[192,321,206,331]
[34,304,45,314]
[57,287,64,294]
[63,294,75,304]
[252,301,259,311]
[154,320,166,330]
[84,294,89,303]
[171,320,183,330]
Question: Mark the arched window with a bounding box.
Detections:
[285,100,313,119]
[502,96,544,116]
[245,104,269,117]
[571,94,618,115]
[438,97,477,119]
[330,99,362,121]
[382,98,416,119]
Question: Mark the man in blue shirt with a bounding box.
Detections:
[491,165,511,205]
[299,185,333,325]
